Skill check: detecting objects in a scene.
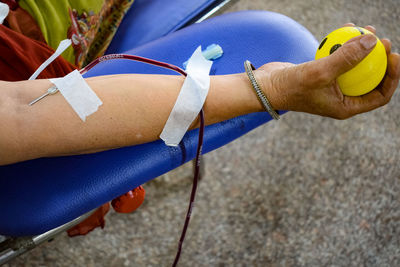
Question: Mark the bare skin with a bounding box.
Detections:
[0,73,261,165]
[0,25,399,166]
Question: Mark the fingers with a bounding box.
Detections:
[299,34,377,88]
[361,25,390,56]
[341,23,376,34]
[378,53,400,101]
[364,25,376,34]
[319,34,377,79]
[381,38,392,55]
[384,52,400,81]
[342,88,386,118]
[342,22,355,27]
[343,52,400,116]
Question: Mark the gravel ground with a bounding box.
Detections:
[4,0,400,266]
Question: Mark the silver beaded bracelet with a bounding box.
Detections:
[244,60,280,120]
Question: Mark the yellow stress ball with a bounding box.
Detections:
[315,26,387,96]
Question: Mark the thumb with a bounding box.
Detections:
[322,34,377,78]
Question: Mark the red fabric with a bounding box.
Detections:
[1,0,18,10]
[0,25,76,81]
[4,5,46,43]
[67,203,110,237]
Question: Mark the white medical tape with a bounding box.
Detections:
[29,39,72,80]
[49,70,102,122]
[160,46,213,146]
[0,2,9,24]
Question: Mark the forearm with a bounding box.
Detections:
[0,73,267,165]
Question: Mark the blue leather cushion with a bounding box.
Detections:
[0,11,318,236]
[106,0,220,54]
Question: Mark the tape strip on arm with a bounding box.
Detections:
[29,39,72,80]
[49,70,103,121]
[160,46,213,146]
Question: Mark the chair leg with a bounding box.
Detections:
[0,210,95,265]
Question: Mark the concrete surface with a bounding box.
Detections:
[4,0,400,266]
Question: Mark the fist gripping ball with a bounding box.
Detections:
[315,26,387,96]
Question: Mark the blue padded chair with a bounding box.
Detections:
[0,5,318,261]
[106,0,233,53]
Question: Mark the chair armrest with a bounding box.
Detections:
[0,11,318,237]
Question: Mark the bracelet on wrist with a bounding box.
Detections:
[244,60,280,120]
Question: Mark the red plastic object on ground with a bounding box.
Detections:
[111,186,146,213]
[66,185,145,237]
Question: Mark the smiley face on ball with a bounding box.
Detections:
[315,26,387,96]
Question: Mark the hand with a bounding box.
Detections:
[255,24,400,119]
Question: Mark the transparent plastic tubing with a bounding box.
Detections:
[80,54,204,266]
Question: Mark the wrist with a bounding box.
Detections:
[253,68,285,111]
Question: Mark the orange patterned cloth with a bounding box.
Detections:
[18,0,134,67]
